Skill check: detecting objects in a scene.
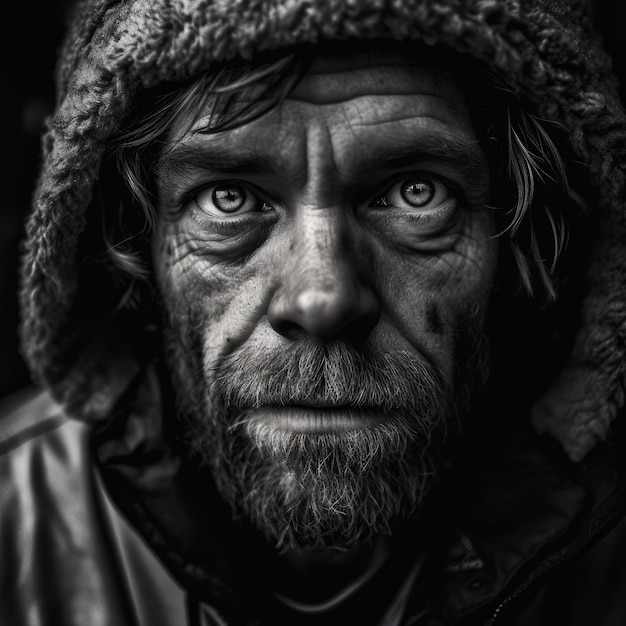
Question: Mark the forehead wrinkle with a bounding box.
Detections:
[306,96,475,155]
[350,110,471,129]
[288,90,460,107]
[290,60,463,105]
[286,94,466,122]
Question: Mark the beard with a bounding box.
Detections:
[164,323,483,552]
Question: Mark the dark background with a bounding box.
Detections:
[2,1,626,402]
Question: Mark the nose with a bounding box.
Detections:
[268,227,380,342]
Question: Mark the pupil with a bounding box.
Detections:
[401,180,434,207]
[213,185,245,212]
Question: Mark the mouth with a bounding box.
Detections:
[244,406,393,433]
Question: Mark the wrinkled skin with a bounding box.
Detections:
[152,43,497,565]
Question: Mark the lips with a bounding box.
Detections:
[244,406,392,432]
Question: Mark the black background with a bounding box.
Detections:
[2,0,626,401]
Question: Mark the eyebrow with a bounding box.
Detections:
[157,130,489,193]
[363,133,489,190]
[157,143,278,182]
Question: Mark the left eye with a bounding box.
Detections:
[373,177,450,210]
[194,183,264,216]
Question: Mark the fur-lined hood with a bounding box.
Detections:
[20,0,626,463]
[19,0,626,454]
[15,1,626,622]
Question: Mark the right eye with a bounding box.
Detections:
[371,176,453,212]
[194,183,266,217]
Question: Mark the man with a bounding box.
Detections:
[3,0,626,624]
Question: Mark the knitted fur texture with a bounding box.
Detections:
[19,0,626,462]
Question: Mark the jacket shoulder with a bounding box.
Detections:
[0,386,71,454]
[0,386,92,538]
[0,387,135,625]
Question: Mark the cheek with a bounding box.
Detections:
[152,224,270,359]
[425,301,445,336]
[378,216,498,379]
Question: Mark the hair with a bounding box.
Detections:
[488,93,589,300]
[100,42,588,310]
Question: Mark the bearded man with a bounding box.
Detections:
[2,1,626,625]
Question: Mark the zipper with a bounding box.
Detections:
[483,514,626,624]
[483,584,527,626]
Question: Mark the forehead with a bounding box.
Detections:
[171,42,473,135]
[163,43,480,186]
[290,42,468,110]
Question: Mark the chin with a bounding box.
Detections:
[199,409,445,551]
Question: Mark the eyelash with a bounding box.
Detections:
[182,182,270,215]
[183,173,466,219]
[371,173,465,208]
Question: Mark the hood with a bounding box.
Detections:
[17,0,626,622]
[18,0,626,465]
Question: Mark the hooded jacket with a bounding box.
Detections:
[3,0,626,625]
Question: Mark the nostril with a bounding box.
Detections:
[269,318,307,340]
[344,306,380,342]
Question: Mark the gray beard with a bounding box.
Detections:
[165,334,476,552]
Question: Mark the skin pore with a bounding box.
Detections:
[152,42,498,603]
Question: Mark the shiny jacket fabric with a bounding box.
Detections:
[0,390,197,626]
[5,0,626,624]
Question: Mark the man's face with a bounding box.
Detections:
[152,45,497,551]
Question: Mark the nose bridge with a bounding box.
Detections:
[292,209,350,287]
[296,124,355,273]
[269,208,379,341]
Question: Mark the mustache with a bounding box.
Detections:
[211,339,449,420]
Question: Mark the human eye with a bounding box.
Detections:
[371,176,454,212]
[364,173,465,245]
[193,182,270,217]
